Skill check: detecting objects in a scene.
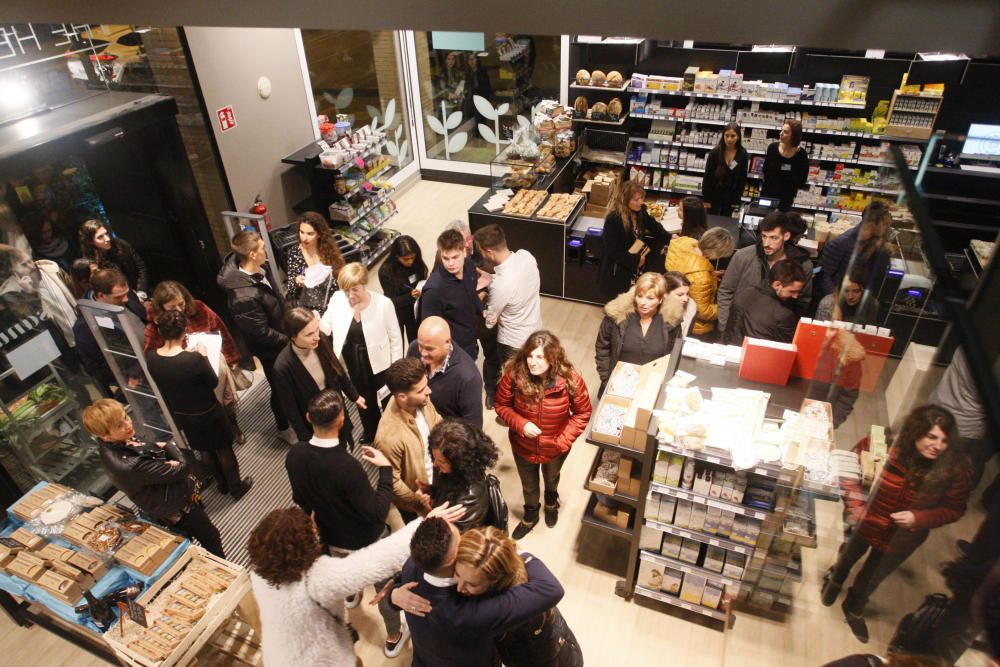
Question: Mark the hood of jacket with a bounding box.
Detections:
[667,235,716,276]
[603,283,684,327]
[755,238,811,270]
[217,251,271,292]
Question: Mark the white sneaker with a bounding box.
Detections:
[383,621,410,658]
[277,427,297,444]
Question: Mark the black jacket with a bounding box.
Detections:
[431,478,492,532]
[273,337,360,442]
[87,237,149,294]
[379,258,427,327]
[816,224,891,300]
[98,438,195,521]
[418,259,482,358]
[703,146,749,214]
[761,142,809,211]
[598,206,671,299]
[217,253,287,361]
[725,281,798,345]
[73,291,148,393]
[406,340,484,428]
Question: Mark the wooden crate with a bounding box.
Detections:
[104,546,250,667]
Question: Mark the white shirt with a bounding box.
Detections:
[239,265,272,290]
[490,249,543,348]
[423,572,456,587]
[309,436,340,449]
[415,408,433,483]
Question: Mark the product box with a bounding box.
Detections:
[723,551,747,579]
[589,181,615,207]
[693,468,712,496]
[661,566,685,595]
[703,545,726,573]
[702,583,724,610]
[590,394,633,447]
[660,533,683,559]
[689,504,708,532]
[718,511,736,538]
[708,474,723,498]
[678,538,702,565]
[682,67,699,91]
[616,457,642,498]
[719,473,735,501]
[732,473,747,504]
[637,558,664,590]
[657,496,677,524]
[704,506,722,535]
[644,492,661,521]
[640,525,664,552]
[680,573,707,604]
[673,499,692,529]
[653,451,669,484]
[665,454,685,488]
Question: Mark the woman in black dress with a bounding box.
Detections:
[283,211,345,310]
[761,118,809,211]
[598,180,671,299]
[273,307,364,446]
[146,310,252,499]
[702,122,749,217]
[377,235,428,344]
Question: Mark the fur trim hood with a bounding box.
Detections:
[604,285,684,327]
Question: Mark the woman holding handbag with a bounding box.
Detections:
[495,330,592,539]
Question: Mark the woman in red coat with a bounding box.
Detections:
[495,330,592,540]
[822,404,970,643]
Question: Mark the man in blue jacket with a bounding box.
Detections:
[406,316,484,428]
[390,517,563,667]
[418,229,485,360]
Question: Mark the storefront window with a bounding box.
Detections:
[301,30,414,172]
[413,32,561,163]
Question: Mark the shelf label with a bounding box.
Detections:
[755,468,768,476]
[754,511,766,520]
[709,539,719,547]
[706,499,727,510]
[706,456,721,464]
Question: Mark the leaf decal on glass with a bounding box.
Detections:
[399,139,409,161]
[479,123,498,144]
[497,103,510,116]
[447,132,468,154]
[427,114,445,135]
[383,99,396,128]
[446,111,463,130]
[334,88,354,110]
[366,105,381,124]
[473,95,498,121]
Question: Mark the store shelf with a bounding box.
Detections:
[632,113,729,126]
[318,141,388,173]
[628,137,716,150]
[627,86,862,110]
[582,494,633,538]
[634,585,728,621]
[361,228,400,269]
[626,160,704,174]
[656,442,787,484]
[640,549,742,588]
[571,81,629,92]
[791,203,867,215]
[338,210,396,249]
[339,164,393,196]
[573,114,629,126]
[806,180,901,195]
[645,185,703,196]
[650,481,770,521]
[585,434,648,459]
[331,192,391,228]
[645,519,752,556]
[585,448,642,507]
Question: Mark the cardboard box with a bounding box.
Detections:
[665,454,685,487]
[616,457,641,497]
[680,573,707,604]
[678,538,702,565]
[703,545,726,573]
[657,496,677,524]
[689,504,708,532]
[637,559,665,590]
[723,552,747,579]
[644,492,661,520]
[590,395,632,447]
[660,534,683,559]
[661,566,684,595]
[640,526,664,552]
[702,583,724,610]
[673,499,692,529]
[589,181,615,207]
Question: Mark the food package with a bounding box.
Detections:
[554,130,576,158]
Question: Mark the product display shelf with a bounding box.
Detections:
[320,140,388,173]
[360,228,401,270]
[650,481,769,521]
[573,114,629,126]
[335,210,396,248]
[582,493,634,538]
[627,86,861,110]
[631,112,729,125]
[634,584,728,621]
[626,161,763,181]
[806,180,901,195]
[332,192,391,228]
[571,81,629,92]
[629,137,716,150]
[341,163,393,196]
[585,449,641,506]
[645,184,703,197]
[645,518,752,556]
[639,549,742,588]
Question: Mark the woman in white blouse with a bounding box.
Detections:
[321,262,403,442]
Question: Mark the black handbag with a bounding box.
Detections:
[889,592,950,654]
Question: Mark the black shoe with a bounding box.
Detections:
[230,477,254,501]
[821,569,841,607]
[512,520,538,540]
[842,600,869,643]
[485,394,494,410]
[544,500,560,528]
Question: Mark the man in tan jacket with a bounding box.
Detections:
[376,357,441,520]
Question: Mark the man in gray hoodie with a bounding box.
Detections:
[717,211,813,332]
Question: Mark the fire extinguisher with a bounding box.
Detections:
[250,194,272,232]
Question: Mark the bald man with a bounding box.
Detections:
[406,316,484,428]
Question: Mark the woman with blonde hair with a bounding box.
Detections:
[495,331,592,539]
[594,272,683,396]
[598,181,671,299]
[320,262,402,442]
[665,226,735,337]
[455,526,582,666]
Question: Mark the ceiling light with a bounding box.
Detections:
[917,52,969,61]
[752,45,796,53]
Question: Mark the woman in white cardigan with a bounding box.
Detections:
[248,503,463,667]
[320,262,403,442]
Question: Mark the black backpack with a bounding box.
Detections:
[889,593,950,654]
[485,474,509,534]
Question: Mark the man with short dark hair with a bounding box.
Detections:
[406,316,483,428]
[284,390,409,657]
[717,210,813,330]
[217,230,293,443]
[725,259,806,345]
[473,224,542,406]
[392,516,564,667]
[376,357,441,519]
[418,229,485,360]
[73,268,147,395]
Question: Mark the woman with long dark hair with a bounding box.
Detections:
[284,211,346,310]
[378,234,428,343]
[454,527,582,666]
[273,307,364,446]
[598,180,671,299]
[495,330,592,539]
[78,218,148,296]
[702,122,749,217]
[145,311,252,499]
[428,419,501,532]
[817,199,893,300]
[678,195,709,239]
[823,404,970,642]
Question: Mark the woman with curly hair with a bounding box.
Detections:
[495,330,592,539]
[78,218,148,296]
[823,404,971,642]
[454,526,582,666]
[284,211,346,310]
[249,503,463,667]
[428,419,502,532]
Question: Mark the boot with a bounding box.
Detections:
[821,568,842,606]
[842,593,869,643]
[230,476,254,501]
[512,504,540,540]
[544,493,560,528]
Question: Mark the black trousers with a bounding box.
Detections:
[355,370,388,443]
[829,530,922,615]
[202,446,243,495]
[514,451,568,517]
[174,505,225,558]
[260,356,289,431]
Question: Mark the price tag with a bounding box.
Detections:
[0,537,22,548]
[707,499,726,510]
[706,456,720,465]
[681,602,692,610]
[709,539,719,547]
[127,598,148,627]
[317,140,331,151]
[675,491,688,500]
[754,511,766,520]
[755,468,768,476]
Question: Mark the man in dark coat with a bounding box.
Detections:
[725,259,806,345]
[407,316,483,428]
[418,229,484,360]
[217,230,293,443]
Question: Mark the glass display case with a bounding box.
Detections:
[490,145,543,191]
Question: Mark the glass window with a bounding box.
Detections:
[413,32,561,163]
[301,30,414,173]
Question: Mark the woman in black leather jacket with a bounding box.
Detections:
[428,419,500,532]
[82,398,225,557]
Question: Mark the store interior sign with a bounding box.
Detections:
[431,31,484,52]
[217,105,237,133]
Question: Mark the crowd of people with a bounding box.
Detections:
[2,160,993,665]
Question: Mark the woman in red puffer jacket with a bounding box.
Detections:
[822,404,970,643]
[495,330,592,540]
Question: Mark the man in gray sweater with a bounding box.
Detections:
[717,211,813,332]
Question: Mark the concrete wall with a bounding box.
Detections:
[184,27,315,228]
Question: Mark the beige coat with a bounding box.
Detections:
[375,397,441,514]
